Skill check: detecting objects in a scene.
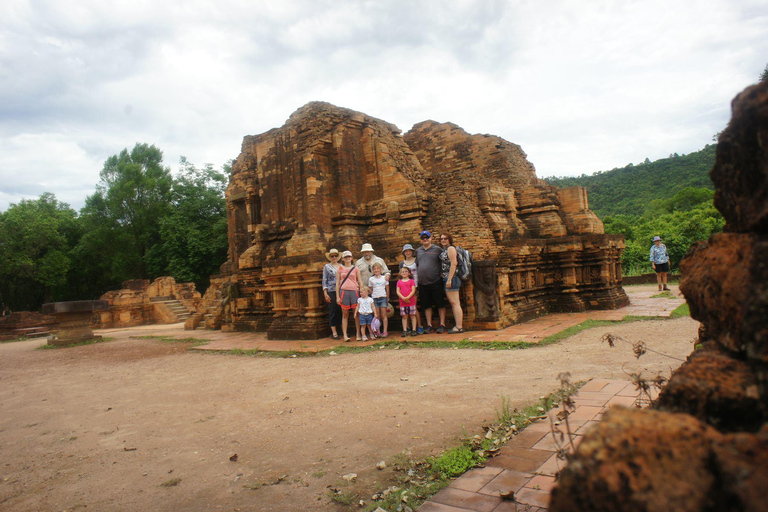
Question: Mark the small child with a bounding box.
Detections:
[396,267,418,337]
[355,287,378,341]
[368,262,390,338]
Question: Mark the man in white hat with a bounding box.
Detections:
[355,243,391,289]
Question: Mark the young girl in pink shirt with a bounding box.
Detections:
[396,267,417,337]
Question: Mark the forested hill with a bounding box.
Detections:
[544,144,717,218]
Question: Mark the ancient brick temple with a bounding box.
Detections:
[197,102,627,339]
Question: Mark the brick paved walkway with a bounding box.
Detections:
[419,378,656,512]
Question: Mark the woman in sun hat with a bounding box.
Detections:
[649,236,670,291]
[336,250,362,341]
[322,248,343,339]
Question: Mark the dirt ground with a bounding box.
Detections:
[0,314,699,512]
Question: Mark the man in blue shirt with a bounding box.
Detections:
[649,236,670,291]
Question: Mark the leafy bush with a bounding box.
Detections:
[428,445,485,478]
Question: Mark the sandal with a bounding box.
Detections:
[344,337,351,342]
[449,327,464,334]
[331,334,340,340]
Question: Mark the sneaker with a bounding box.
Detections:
[436,325,447,334]
[381,332,388,338]
[663,285,670,291]
[416,326,424,335]
[362,335,368,341]
[408,330,416,336]
[401,331,408,338]
[424,325,434,334]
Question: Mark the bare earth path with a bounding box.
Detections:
[1,298,697,511]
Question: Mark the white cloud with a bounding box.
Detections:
[1,0,767,212]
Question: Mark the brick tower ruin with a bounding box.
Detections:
[191,102,628,339]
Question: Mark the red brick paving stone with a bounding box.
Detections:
[525,474,557,492]
[515,487,552,509]
[531,431,581,453]
[606,395,640,408]
[573,390,622,401]
[535,453,565,477]
[449,466,505,493]
[418,501,475,512]
[524,419,553,432]
[488,502,522,512]
[570,397,613,407]
[430,487,503,512]
[478,469,532,497]
[599,380,634,395]
[495,445,557,463]
[566,405,603,421]
[485,453,551,473]
[507,429,548,449]
[574,420,600,435]
[579,379,608,393]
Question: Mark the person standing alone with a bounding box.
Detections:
[650,236,670,291]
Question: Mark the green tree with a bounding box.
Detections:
[760,63,768,83]
[88,143,173,279]
[146,157,229,290]
[0,193,79,310]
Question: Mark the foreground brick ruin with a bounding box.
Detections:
[550,82,768,511]
[193,102,628,339]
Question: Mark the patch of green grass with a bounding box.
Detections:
[311,470,327,478]
[328,489,357,505]
[131,335,208,347]
[37,337,114,349]
[650,291,678,299]
[160,477,182,487]
[428,445,486,478]
[670,302,690,318]
[495,394,514,426]
[1,335,29,343]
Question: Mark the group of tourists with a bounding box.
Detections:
[321,231,465,342]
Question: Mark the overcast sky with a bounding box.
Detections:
[1,0,767,212]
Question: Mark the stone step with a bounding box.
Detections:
[11,327,52,339]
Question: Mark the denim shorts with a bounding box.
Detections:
[359,313,374,325]
[373,297,388,308]
[444,275,462,291]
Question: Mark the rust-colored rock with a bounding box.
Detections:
[550,408,768,512]
[95,277,200,328]
[205,102,627,339]
[711,83,768,233]
[679,233,768,362]
[551,408,718,512]
[654,345,765,432]
[551,81,768,511]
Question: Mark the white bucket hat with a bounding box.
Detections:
[360,243,374,252]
